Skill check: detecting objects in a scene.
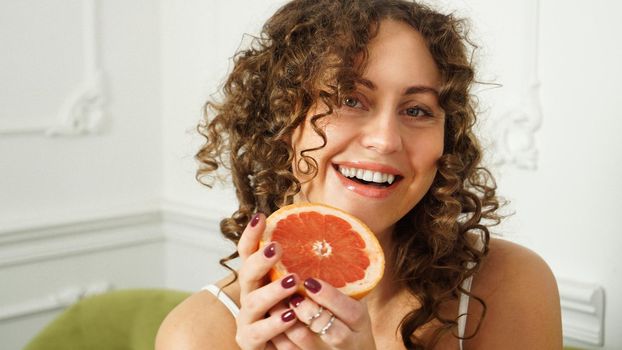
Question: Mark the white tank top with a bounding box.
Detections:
[203,234,484,350]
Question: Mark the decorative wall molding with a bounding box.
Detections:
[0,211,162,268]
[0,204,606,346]
[558,278,605,347]
[0,211,161,245]
[490,79,543,170]
[46,69,105,137]
[161,199,228,251]
[0,0,105,137]
[490,0,543,170]
[0,281,112,322]
[0,202,226,268]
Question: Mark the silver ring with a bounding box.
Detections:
[307,305,324,325]
[318,314,336,335]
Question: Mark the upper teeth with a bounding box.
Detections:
[338,166,396,185]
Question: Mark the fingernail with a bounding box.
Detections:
[304,278,321,293]
[289,293,304,308]
[281,274,296,289]
[263,243,276,258]
[250,213,261,227]
[281,309,295,322]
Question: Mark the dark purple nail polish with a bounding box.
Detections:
[281,309,295,322]
[281,274,296,289]
[289,293,304,308]
[250,213,261,227]
[304,278,321,293]
[263,243,276,258]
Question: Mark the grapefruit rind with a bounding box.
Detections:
[261,202,385,299]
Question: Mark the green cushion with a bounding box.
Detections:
[24,289,191,350]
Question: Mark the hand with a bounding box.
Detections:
[270,278,377,350]
[235,213,301,350]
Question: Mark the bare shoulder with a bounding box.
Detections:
[155,276,241,350]
[464,237,563,349]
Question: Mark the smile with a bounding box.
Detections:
[332,163,403,199]
[337,165,396,186]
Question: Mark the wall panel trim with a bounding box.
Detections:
[0,0,106,137]
[0,211,162,268]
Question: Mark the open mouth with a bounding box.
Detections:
[333,164,402,188]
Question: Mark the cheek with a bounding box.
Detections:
[431,125,445,160]
[409,130,445,168]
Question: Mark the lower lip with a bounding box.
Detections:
[333,167,398,199]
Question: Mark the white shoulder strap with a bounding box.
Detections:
[202,284,240,318]
[457,234,485,349]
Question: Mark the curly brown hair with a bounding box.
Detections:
[195,0,501,348]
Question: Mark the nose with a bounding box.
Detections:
[359,109,403,154]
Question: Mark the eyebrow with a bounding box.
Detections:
[356,78,439,96]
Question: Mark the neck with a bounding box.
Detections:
[365,225,401,311]
[363,233,413,346]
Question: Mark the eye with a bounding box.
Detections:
[343,96,362,108]
[405,106,432,118]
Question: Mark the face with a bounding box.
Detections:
[291,20,445,239]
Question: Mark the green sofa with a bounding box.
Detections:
[24,289,191,350]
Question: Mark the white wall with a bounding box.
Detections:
[464,1,622,348]
[0,0,164,349]
[1,0,620,349]
[0,0,162,227]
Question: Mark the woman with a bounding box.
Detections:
[157,0,562,349]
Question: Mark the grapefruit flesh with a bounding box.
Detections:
[261,203,385,299]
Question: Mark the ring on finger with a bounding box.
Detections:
[307,305,324,326]
[317,314,336,335]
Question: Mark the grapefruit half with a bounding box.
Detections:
[261,202,385,299]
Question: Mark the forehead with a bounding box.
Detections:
[362,20,441,89]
